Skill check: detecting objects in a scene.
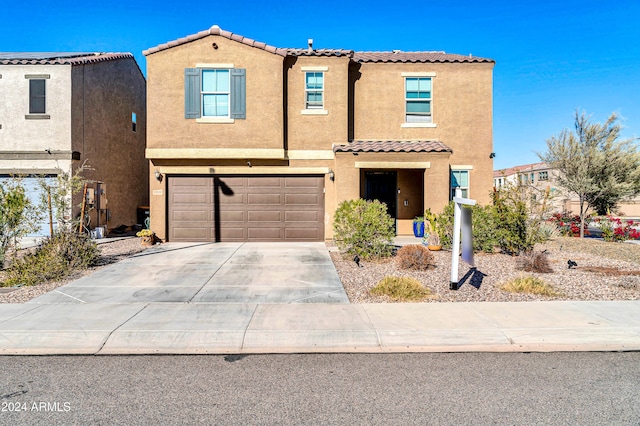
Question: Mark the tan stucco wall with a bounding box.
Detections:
[146,35,285,151]
[0,64,72,154]
[286,56,350,151]
[71,58,148,230]
[353,62,494,205]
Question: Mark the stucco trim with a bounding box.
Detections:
[355,162,431,169]
[301,109,328,115]
[286,150,335,160]
[195,63,234,68]
[301,66,329,71]
[0,151,76,160]
[401,72,437,77]
[146,148,286,159]
[0,168,61,175]
[195,117,235,124]
[401,122,437,128]
[451,165,474,170]
[157,166,330,175]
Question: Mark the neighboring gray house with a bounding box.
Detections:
[0,52,148,236]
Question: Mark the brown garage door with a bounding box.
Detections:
[168,175,325,242]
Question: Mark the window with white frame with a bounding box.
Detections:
[405,77,431,123]
[451,170,469,198]
[305,72,323,109]
[202,69,230,117]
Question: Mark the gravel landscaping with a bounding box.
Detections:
[1,236,640,304]
[331,237,640,303]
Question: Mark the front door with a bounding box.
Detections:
[364,171,397,221]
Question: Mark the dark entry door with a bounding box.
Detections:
[364,171,397,219]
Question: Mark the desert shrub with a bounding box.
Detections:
[500,275,559,296]
[534,221,561,242]
[396,244,435,271]
[2,231,99,287]
[438,202,498,253]
[492,188,534,254]
[333,199,395,260]
[370,276,432,301]
[516,250,553,273]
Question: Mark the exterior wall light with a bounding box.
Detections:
[154,170,163,182]
[328,169,335,181]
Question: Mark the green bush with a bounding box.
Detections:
[370,276,432,301]
[2,231,99,287]
[492,189,532,254]
[333,199,395,260]
[438,202,498,253]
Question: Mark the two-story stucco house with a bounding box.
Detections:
[144,26,494,242]
[0,52,147,236]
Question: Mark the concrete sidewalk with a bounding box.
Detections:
[0,300,639,355]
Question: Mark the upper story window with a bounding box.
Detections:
[184,66,246,122]
[29,79,46,114]
[25,74,50,119]
[305,72,323,109]
[132,112,137,132]
[202,69,230,117]
[538,171,549,181]
[405,77,431,123]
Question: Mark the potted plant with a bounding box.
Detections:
[424,209,442,250]
[136,229,156,246]
[412,216,425,238]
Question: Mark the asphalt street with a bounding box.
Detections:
[1,353,639,425]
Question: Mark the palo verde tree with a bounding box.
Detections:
[538,110,640,237]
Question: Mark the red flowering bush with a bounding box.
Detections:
[548,212,589,237]
[595,216,640,242]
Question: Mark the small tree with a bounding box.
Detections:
[538,111,640,237]
[37,163,88,234]
[333,199,395,260]
[0,178,39,266]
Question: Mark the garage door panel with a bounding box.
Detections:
[285,193,321,205]
[168,175,324,242]
[248,227,282,239]
[247,177,283,188]
[285,211,320,222]
[172,193,210,204]
[172,210,208,222]
[219,210,245,222]
[248,211,282,222]
[285,177,322,188]
[248,193,282,205]
[221,228,246,240]
[172,227,210,241]
[285,228,321,240]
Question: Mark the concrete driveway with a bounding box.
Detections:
[28,242,349,304]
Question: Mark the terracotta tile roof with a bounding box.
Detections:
[286,48,354,57]
[144,25,288,57]
[143,26,494,64]
[333,140,452,153]
[0,52,135,66]
[353,51,494,64]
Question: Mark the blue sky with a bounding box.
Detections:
[2,0,639,170]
